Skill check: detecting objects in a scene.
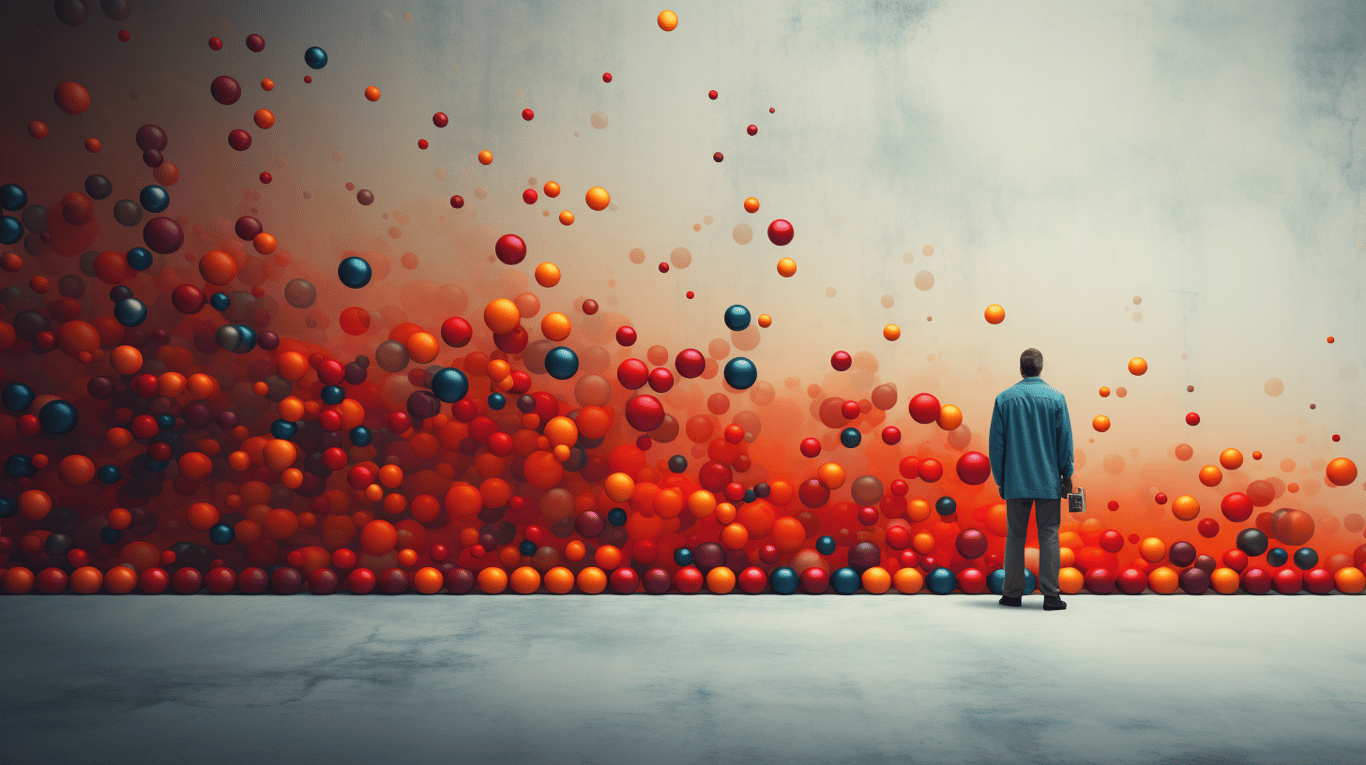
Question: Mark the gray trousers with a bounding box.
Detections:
[1003,497,1061,598]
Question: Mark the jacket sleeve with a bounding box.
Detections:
[1056,396,1074,477]
[989,397,1005,498]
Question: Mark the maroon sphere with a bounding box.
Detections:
[441,317,472,347]
[847,542,881,572]
[237,567,269,593]
[379,567,410,594]
[36,567,69,594]
[581,298,599,315]
[1168,541,1197,568]
[1178,566,1210,594]
[1116,568,1148,594]
[747,124,758,136]
[675,348,705,378]
[830,350,852,371]
[767,218,794,246]
[647,367,674,393]
[495,233,527,265]
[210,75,242,105]
[433,112,449,127]
[738,567,768,594]
[1084,567,1116,594]
[693,542,726,573]
[1240,567,1272,594]
[758,544,780,564]
[55,0,89,26]
[713,152,724,162]
[609,566,639,594]
[625,394,665,431]
[1193,554,1218,574]
[271,566,303,594]
[493,325,529,354]
[172,284,205,314]
[445,567,475,594]
[450,195,464,208]
[956,529,989,560]
[308,568,340,594]
[205,567,237,594]
[135,123,168,151]
[228,128,252,151]
[642,568,672,594]
[245,33,265,52]
[616,326,637,346]
[800,567,830,594]
[142,149,164,168]
[1304,568,1335,594]
[235,215,263,241]
[574,510,605,538]
[171,566,204,594]
[956,451,992,485]
[143,216,184,254]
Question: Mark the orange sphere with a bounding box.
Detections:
[757,314,772,328]
[364,85,381,101]
[253,232,277,255]
[1326,457,1358,486]
[360,519,398,555]
[478,150,493,165]
[892,567,924,593]
[883,324,900,341]
[657,9,678,30]
[484,298,520,334]
[861,566,892,594]
[510,566,542,594]
[261,78,274,91]
[564,540,586,562]
[1147,566,1180,594]
[1198,465,1223,487]
[1333,566,1365,594]
[262,439,297,471]
[907,498,933,523]
[57,320,100,355]
[1138,536,1166,562]
[984,304,1005,324]
[544,566,575,594]
[1210,567,1240,594]
[558,210,575,226]
[594,544,623,570]
[1252,451,1262,460]
[107,507,132,530]
[776,257,796,277]
[1092,415,1111,432]
[406,331,439,363]
[413,567,444,594]
[1058,566,1085,594]
[158,372,187,397]
[262,508,300,540]
[720,522,750,550]
[198,250,238,285]
[937,404,962,430]
[534,262,561,287]
[743,197,760,213]
[57,454,96,486]
[584,186,611,211]
[186,502,221,532]
[1128,357,1148,375]
[276,350,309,380]
[70,566,104,594]
[912,532,936,555]
[103,565,138,594]
[3,567,36,594]
[576,566,607,594]
[771,516,806,553]
[253,108,276,129]
[18,489,52,520]
[1170,495,1200,521]
[706,565,736,594]
[477,566,508,594]
[1219,448,1244,470]
[542,181,561,198]
[1098,386,1110,397]
[817,462,845,489]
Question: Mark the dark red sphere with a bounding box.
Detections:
[210,75,241,105]
[581,298,598,315]
[648,367,675,393]
[708,90,718,100]
[347,567,377,594]
[1154,492,1168,505]
[36,567,69,594]
[445,567,475,594]
[1197,518,1220,538]
[609,566,639,594]
[136,123,168,151]
[1117,568,1147,594]
[433,112,449,127]
[450,195,464,208]
[1304,568,1334,594]
[624,394,664,431]
[713,152,724,162]
[615,326,637,346]
[494,234,527,265]
[440,316,472,347]
[956,451,991,485]
[642,567,672,594]
[522,108,535,121]
[237,567,269,593]
[208,37,223,50]
[675,348,705,378]
[738,567,768,594]
[1240,567,1271,594]
[171,566,204,594]
[143,216,184,254]
[1178,567,1210,594]
[1098,529,1124,553]
[799,437,821,458]
[379,567,410,594]
[800,567,830,594]
[235,215,263,241]
[881,427,901,445]
[1272,568,1302,594]
[830,350,852,371]
[958,568,987,594]
[857,506,878,526]
[758,544,780,564]
[956,529,989,559]
[767,218,794,245]
[1185,411,1201,426]
[271,566,303,594]
[841,400,860,419]
[1084,567,1115,593]
[259,171,272,183]
[747,124,758,136]
[245,33,265,52]
[907,392,940,424]
[308,568,340,594]
[616,358,649,389]
[228,128,252,151]
[138,566,170,593]
[205,567,237,594]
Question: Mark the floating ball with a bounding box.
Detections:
[304,46,328,69]
[138,184,169,213]
[54,81,91,114]
[984,304,1005,324]
[723,304,751,331]
[585,186,610,211]
[658,10,678,31]
[39,399,78,435]
[723,357,757,389]
[364,86,381,102]
[776,257,796,277]
[113,298,147,326]
[839,427,861,448]
[125,247,153,271]
[908,392,940,424]
[338,256,372,288]
[142,216,184,253]
[767,219,794,245]
[545,347,580,380]
[1236,528,1268,557]
[0,183,27,211]
[956,528,988,559]
[495,233,527,265]
[1128,357,1148,375]
[625,394,665,431]
[210,75,241,105]
[883,324,900,340]
[430,368,469,402]
[1326,457,1357,486]
[1,383,35,412]
[956,451,991,485]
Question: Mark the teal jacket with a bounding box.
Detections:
[988,377,1074,499]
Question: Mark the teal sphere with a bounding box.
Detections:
[723,304,751,331]
[545,346,579,380]
[723,357,757,389]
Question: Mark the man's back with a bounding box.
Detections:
[989,377,1073,499]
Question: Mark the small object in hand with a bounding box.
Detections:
[1068,486,1086,513]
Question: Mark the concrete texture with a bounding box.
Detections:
[1,593,1363,765]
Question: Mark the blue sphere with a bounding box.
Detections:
[769,567,800,594]
[99,526,124,544]
[270,419,298,439]
[321,385,345,405]
[519,540,537,556]
[430,368,469,402]
[545,346,579,380]
[0,216,20,246]
[487,392,506,410]
[139,184,170,213]
[722,357,757,389]
[840,427,861,448]
[97,465,122,484]
[1266,547,1288,567]
[349,426,372,447]
[338,256,372,288]
[606,507,628,527]
[156,413,176,430]
[0,183,26,211]
[723,304,751,331]
[38,399,78,435]
[209,292,230,310]
[815,535,836,555]
[304,46,328,69]
[935,496,957,516]
[1,382,35,412]
[0,497,16,518]
[987,567,1036,595]
[6,454,37,478]
[744,488,756,503]
[926,567,958,594]
[114,298,148,327]
[673,547,694,566]
[209,523,236,545]
[1293,547,1319,571]
[830,567,862,594]
[125,246,153,271]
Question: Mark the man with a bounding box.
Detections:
[988,348,1074,611]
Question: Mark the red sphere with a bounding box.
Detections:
[675,348,705,378]
[347,568,377,594]
[616,358,649,389]
[758,544,780,564]
[698,461,733,492]
[956,451,991,485]
[908,392,940,424]
[602,72,612,83]
[378,568,409,594]
[237,567,269,593]
[800,567,830,594]
[738,567,768,594]
[767,219,794,245]
[1154,492,1168,505]
[674,565,704,593]
[615,326,637,346]
[881,426,901,445]
[713,152,724,163]
[205,567,237,594]
[450,195,464,208]
[36,567,69,594]
[857,506,879,526]
[433,112,449,127]
[609,566,639,594]
[308,568,340,594]
[1197,518,1220,538]
[171,566,204,594]
[245,33,265,52]
[1185,412,1201,426]
[581,299,599,315]
[625,394,665,431]
[841,400,860,419]
[799,438,821,458]
[522,108,535,121]
[918,458,943,483]
[417,139,428,150]
[522,188,538,204]
[1084,567,1116,594]
[1304,568,1335,594]
[210,75,242,105]
[259,171,272,184]
[228,128,252,151]
[495,233,527,265]
[830,351,852,371]
[1116,568,1148,594]
[1272,568,1302,594]
[958,568,987,594]
[658,262,670,273]
[271,566,304,594]
[1222,548,1248,572]
[1240,567,1271,594]
[440,316,473,347]
[209,36,223,50]
[1098,529,1124,553]
[747,124,758,136]
[956,529,989,559]
[1220,492,1252,522]
[885,526,911,550]
[708,90,718,100]
[53,81,91,114]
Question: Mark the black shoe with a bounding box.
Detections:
[998,594,1022,607]
[1043,596,1067,611]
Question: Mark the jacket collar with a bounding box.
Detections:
[1017,377,1047,385]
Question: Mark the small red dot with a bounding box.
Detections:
[708,90,718,100]
[433,112,449,128]
[1327,336,1335,343]
[747,124,757,136]
[769,107,775,113]
[658,262,669,273]
[417,139,429,150]
[602,72,612,83]
[304,75,312,84]
[450,195,464,209]
[258,171,272,184]
[713,152,724,162]
[686,291,695,299]
[1332,434,1341,442]
[1107,500,1119,511]
[522,108,535,121]
[208,37,223,50]
[118,30,130,42]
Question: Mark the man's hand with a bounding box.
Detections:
[1061,474,1073,496]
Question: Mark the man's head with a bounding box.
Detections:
[1020,348,1043,378]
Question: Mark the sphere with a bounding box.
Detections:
[585,187,610,211]
[723,304,751,331]
[956,529,988,559]
[830,350,852,371]
[1,183,28,210]
[304,46,328,69]
[935,496,957,516]
[478,150,493,165]
[625,394,665,431]
[1185,411,1201,426]
[1326,457,1357,486]
[210,75,241,105]
[767,219,794,245]
[1178,566,1210,594]
[2,382,35,412]
[1272,508,1315,545]
[830,567,861,594]
[1236,528,1268,557]
[1128,357,1148,375]
[926,567,957,594]
[769,567,800,594]
[338,256,372,288]
[39,399,78,435]
[135,123,168,151]
[984,304,1006,324]
[545,347,580,380]
[138,184,169,213]
[54,81,91,114]
[956,451,991,485]
[723,357,757,390]
[908,392,940,424]
[142,216,184,253]
[113,298,147,326]
[495,233,527,265]
[1240,567,1272,595]
[125,246,153,271]
[658,10,679,31]
[800,567,829,594]
[1293,547,1319,570]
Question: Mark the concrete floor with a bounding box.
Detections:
[1,593,1362,765]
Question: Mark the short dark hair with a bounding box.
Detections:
[1020,348,1043,377]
